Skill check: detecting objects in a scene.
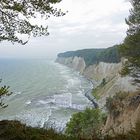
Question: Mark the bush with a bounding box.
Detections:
[120,63,131,76]
[92,78,107,100]
[104,119,140,140]
[105,92,128,117]
[65,108,106,140]
[92,88,100,100]
[101,78,106,86]
[0,120,77,140]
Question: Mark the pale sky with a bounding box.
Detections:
[0,0,131,59]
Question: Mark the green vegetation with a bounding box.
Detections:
[103,91,140,140]
[0,79,12,109]
[92,78,107,100]
[0,120,77,140]
[104,119,140,140]
[65,108,106,140]
[92,88,100,100]
[0,0,140,140]
[119,0,140,84]
[105,92,129,117]
[65,90,139,140]
[0,0,65,44]
[119,61,131,76]
[58,45,121,66]
[0,118,140,140]
[0,119,140,140]
[101,78,106,86]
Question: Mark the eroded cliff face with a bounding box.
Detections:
[103,92,140,135]
[56,56,139,134]
[83,62,121,82]
[96,75,138,109]
[56,56,121,82]
[56,56,86,73]
[56,56,137,96]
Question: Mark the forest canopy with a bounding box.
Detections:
[58,45,121,66]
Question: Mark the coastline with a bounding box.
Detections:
[55,61,99,108]
[84,78,99,108]
[85,89,98,108]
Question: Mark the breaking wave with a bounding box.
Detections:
[0,60,93,131]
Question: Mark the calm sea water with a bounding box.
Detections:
[0,59,93,130]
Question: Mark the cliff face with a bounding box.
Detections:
[56,56,137,93]
[57,56,137,102]
[56,56,137,90]
[103,92,140,135]
[83,62,121,82]
[56,56,86,73]
[56,55,139,134]
[56,56,121,82]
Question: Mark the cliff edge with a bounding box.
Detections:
[56,46,139,134]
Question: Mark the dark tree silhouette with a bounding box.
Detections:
[0,79,12,109]
[0,0,65,44]
[120,0,140,84]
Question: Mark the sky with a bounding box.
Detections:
[0,0,131,59]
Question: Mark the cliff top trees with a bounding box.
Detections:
[0,0,65,44]
[58,45,121,66]
[126,0,140,36]
[120,0,140,84]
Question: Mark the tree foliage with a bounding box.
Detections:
[105,92,128,118]
[120,0,140,84]
[0,0,65,44]
[65,108,106,140]
[0,120,78,140]
[58,45,121,66]
[125,0,140,36]
[1,119,140,140]
[0,79,12,109]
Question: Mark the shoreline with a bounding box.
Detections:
[85,89,98,108]
[84,78,99,108]
[56,61,99,108]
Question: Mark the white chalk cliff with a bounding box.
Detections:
[56,56,137,97]
[56,55,139,134]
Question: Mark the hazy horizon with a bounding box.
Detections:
[0,0,131,59]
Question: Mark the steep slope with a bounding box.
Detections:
[103,92,140,135]
[56,56,86,73]
[56,46,139,134]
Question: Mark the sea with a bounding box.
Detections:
[0,59,93,131]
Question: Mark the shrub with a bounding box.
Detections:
[0,120,77,140]
[101,78,106,86]
[0,79,12,109]
[92,78,107,100]
[105,92,128,118]
[120,63,131,76]
[65,108,105,140]
[104,119,140,140]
